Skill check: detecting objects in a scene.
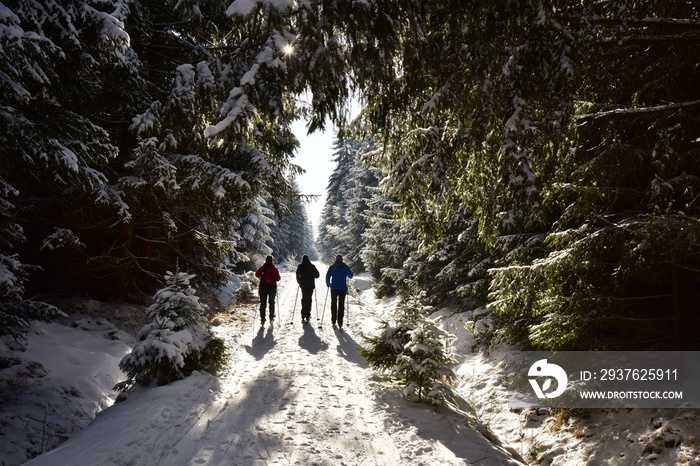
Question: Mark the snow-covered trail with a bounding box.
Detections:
[158,268,408,465]
[25,265,523,466]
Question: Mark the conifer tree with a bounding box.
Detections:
[0,0,135,313]
[269,180,318,262]
[260,0,699,350]
[1,0,304,300]
[396,316,457,404]
[359,319,414,373]
[317,138,378,270]
[407,207,493,308]
[118,270,226,388]
[360,180,420,298]
[359,295,457,404]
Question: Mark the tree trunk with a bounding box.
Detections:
[672,266,683,351]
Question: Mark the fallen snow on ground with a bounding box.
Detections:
[11,265,521,466]
[4,265,700,465]
[441,309,700,466]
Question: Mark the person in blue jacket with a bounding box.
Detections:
[325,254,353,329]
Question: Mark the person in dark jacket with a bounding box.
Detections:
[325,254,353,329]
[255,255,281,325]
[295,255,320,324]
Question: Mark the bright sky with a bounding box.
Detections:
[291,119,336,235]
[291,95,361,236]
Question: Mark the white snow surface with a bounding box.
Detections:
[3,265,700,465]
[226,0,294,17]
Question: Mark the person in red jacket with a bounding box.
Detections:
[255,255,281,325]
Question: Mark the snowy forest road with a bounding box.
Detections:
[25,265,523,466]
[159,267,410,465]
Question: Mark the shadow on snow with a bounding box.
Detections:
[244,326,276,360]
[298,324,329,354]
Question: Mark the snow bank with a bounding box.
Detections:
[1,302,139,465]
[439,309,700,465]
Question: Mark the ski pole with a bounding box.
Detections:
[314,285,320,324]
[319,287,329,329]
[289,285,299,325]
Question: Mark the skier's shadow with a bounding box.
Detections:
[298,324,329,354]
[334,327,364,366]
[244,326,276,360]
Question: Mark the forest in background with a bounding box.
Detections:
[2,1,700,352]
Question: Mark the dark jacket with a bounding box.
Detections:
[296,257,320,289]
[256,261,281,288]
[326,261,353,291]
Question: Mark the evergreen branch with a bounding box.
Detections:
[606,294,674,301]
[590,17,700,31]
[575,99,700,123]
[620,32,700,43]
[133,234,168,244]
[591,315,674,322]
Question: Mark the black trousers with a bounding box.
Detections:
[259,286,276,321]
[330,289,347,326]
[300,286,314,319]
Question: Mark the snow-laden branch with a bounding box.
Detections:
[575,99,700,123]
[590,16,700,30]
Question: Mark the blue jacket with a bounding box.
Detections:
[326,261,353,290]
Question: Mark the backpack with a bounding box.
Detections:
[259,263,277,287]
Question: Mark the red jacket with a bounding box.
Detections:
[256,262,281,287]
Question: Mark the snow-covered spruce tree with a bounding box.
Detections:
[360,295,457,404]
[269,179,318,262]
[317,138,378,271]
[118,271,226,388]
[396,316,458,404]
[123,52,299,292]
[360,186,414,298]
[234,197,275,269]
[0,0,128,329]
[316,138,353,264]
[342,140,380,271]
[358,158,493,307]
[486,3,700,350]
[0,0,144,297]
[123,0,315,293]
[359,319,414,373]
[362,192,493,308]
[3,0,306,300]
[406,205,494,309]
